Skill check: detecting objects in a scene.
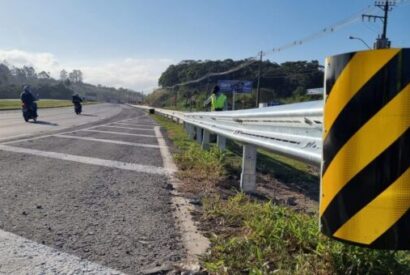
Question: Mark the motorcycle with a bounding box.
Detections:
[74,102,82,115]
[22,102,38,122]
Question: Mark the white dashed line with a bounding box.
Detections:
[54,134,163,148]
[80,129,156,137]
[0,144,168,175]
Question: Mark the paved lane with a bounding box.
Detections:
[0,107,185,274]
[0,103,123,141]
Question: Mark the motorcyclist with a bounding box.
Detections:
[72,93,83,104]
[72,93,83,114]
[20,85,38,117]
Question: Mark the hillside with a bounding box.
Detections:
[146,59,324,110]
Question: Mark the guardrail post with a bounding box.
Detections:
[202,130,210,150]
[217,135,226,150]
[187,124,195,139]
[240,144,257,193]
[196,127,203,144]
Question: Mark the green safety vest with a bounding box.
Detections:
[211,94,227,111]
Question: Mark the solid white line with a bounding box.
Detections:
[154,126,177,173]
[95,125,154,131]
[153,126,209,259]
[0,230,124,275]
[0,144,168,175]
[54,134,162,148]
[81,129,156,137]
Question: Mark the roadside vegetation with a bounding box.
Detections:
[0,99,96,110]
[145,59,323,111]
[0,63,143,103]
[153,113,410,275]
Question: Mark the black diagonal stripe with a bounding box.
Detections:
[370,209,410,250]
[325,52,355,97]
[323,49,410,175]
[321,129,410,236]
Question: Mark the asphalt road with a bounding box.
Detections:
[0,104,184,274]
[0,103,123,142]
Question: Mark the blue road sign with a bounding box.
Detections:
[217,80,253,93]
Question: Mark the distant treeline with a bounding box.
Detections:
[0,63,143,103]
[148,59,323,109]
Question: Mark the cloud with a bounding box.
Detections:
[0,49,60,73]
[0,49,172,92]
[80,58,173,92]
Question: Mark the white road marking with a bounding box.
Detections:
[94,125,154,131]
[0,133,32,142]
[54,134,163,148]
[0,144,168,175]
[111,122,157,127]
[0,126,97,145]
[154,126,177,173]
[0,230,124,275]
[81,129,156,137]
[153,126,209,261]
[0,130,79,145]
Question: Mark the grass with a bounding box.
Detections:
[151,113,410,275]
[202,194,410,275]
[153,114,226,193]
[0,99,96,110]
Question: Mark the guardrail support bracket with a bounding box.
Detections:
[240,144,257,193]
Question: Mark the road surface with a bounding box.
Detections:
[0,103,123,142]
[0,104,188,274]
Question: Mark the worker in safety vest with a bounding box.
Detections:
[204,85,227,111]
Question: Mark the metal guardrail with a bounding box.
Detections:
[134,101,323,192]
[136,101,323,166]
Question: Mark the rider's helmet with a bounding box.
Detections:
[23,85,31,92]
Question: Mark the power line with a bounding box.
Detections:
[162,4,377,90]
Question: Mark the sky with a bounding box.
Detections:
[0,0,409,93]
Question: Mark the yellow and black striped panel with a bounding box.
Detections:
[320,48,410,249]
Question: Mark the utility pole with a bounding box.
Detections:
[255,51,263,107]
[362,1,396,49]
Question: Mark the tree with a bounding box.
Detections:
[23,66,37,80]
[60,69,68,81]
[0,64,11,85]
[38,71,50,79]
[68,69,83,83]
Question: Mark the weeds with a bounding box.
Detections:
[153,115,226,193]
[152,114,410,275]
[202,194,410,275]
